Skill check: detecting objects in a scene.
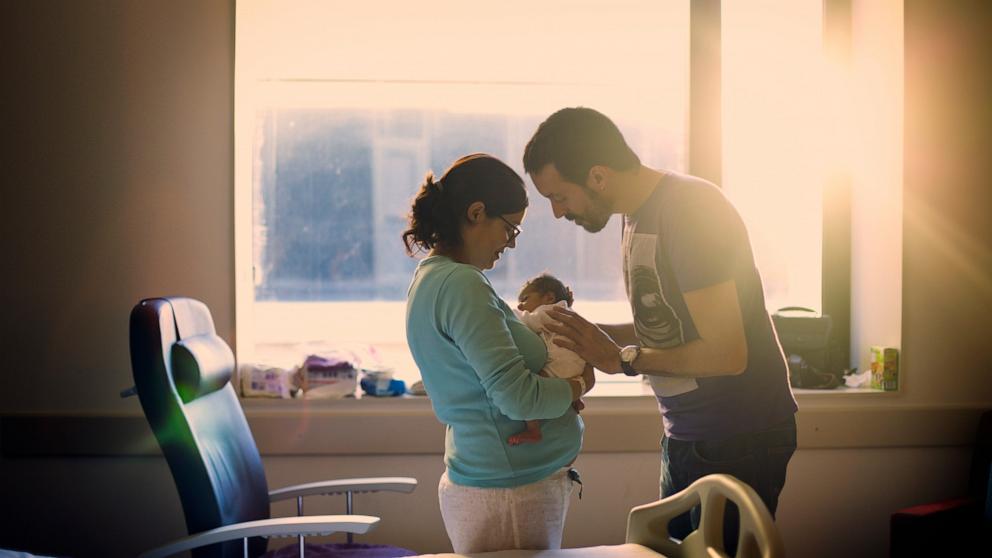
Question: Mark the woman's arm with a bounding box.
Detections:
[438,267,575,421]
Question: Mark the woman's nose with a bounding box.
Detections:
[506,236,517,249]
[552,201,566,219]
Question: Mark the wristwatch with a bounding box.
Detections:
[619,345,641,376]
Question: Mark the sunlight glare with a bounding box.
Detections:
[723,0,825,312]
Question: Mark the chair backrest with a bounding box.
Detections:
[130,297,270,558]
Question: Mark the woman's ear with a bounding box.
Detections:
[465,201,487,224]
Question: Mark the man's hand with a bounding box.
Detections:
[546,306,624,374]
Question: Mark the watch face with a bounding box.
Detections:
[620,345,639,362]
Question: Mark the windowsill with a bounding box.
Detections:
[238,379,893,406]
[237,378,657,413]
[247,340,898,401]
[792,386,894,395]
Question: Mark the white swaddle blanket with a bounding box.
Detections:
[516,301,586,379]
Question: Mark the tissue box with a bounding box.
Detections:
[240,363,296,398]
[869,346,899,391]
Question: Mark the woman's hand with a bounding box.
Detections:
[581,362,596,394]
[567,363,596,402]
[572,398,585,413]
[547,306,624,374]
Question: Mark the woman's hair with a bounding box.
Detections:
[523,107,640,185]
[402,153,528,255]
[520,273,574,307]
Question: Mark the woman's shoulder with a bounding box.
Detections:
[441,260,488,285]
[418,258,494,297]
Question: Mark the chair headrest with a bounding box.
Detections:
[171,334,235,402]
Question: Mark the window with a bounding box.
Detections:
[721,0,904,376]
[235,1,690,384]
[235,0,901,387]
[722,0,825,313]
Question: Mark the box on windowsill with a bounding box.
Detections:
[869,346,899,391]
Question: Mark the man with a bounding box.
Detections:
[523,107,798,546]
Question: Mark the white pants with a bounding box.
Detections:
[438,468,575,553]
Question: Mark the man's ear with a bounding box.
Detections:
[465,201,487,224]
[586,165,610,191]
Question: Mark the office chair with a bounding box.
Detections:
[127,297,417,558]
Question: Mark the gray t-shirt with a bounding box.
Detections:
[622,171,797,440]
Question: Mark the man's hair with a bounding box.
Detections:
[523,107,641,185]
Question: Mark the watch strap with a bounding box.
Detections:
[620,345,641,376]
[620,359,639,376]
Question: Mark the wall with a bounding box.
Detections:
[0,0,236,414]
[901,0,992,404]
[1,1,990,557]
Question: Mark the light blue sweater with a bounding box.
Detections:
[406,255,583,488]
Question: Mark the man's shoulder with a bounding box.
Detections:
[629,172,714,231]
[655,171,729,209]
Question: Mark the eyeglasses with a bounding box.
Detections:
[499,215,522,244]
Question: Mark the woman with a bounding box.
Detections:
[403,153,595,553]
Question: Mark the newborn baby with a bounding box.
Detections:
[509,273,586,445]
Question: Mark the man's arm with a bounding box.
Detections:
[597,323,637,346]
[547,279,748,378]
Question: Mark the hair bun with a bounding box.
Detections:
[402,154,528,256]
[428,176,444,194]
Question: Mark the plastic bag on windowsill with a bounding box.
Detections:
[844,368,871,388]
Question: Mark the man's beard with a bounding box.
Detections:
[567,188,613,233]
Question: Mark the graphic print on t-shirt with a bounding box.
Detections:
[623,231,698,397]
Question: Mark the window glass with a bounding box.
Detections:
[723,0,825,312]
[237,1,691,385]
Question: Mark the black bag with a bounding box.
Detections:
[772,307,839,389]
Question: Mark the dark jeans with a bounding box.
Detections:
[660,415,797,554]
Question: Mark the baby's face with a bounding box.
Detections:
[517,288,555,313]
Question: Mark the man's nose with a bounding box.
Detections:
[517,302,525,311]
[551,201,566,219]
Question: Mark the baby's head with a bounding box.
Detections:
[517,273,574,313]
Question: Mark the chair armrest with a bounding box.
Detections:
[269,477,418,503]
[138,515,378,558]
